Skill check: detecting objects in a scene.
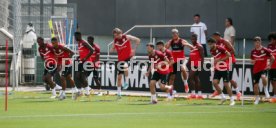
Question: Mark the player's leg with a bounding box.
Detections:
[181,61,189,93]
[261,71,270,98]
[149,72,160,104]
[212,71,226,104]
[194,70,203,99]
[253,72,261,104]
[59,73,67,100]
[92,68,101,89]
[158,74,173,93]
[123,62,129,89]
[270,69,276,102]
[229,63,241,100]
[223,71,235,106]
[188,69,196,99]
[117,73,123,98]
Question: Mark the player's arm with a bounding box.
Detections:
[110,42,116,52]
[224,40,235,53]
[198,45,205,67]
[167,51,174,66]
[267,50,275,69]
[62,46,75,58]
[126,35,140,50]
[250,52,256,64]
[165,40,172,49]
[145,62,152,77]
[181,39,194,49]
[82,42,94,61]
[215,49,230,63]
[95,45,100,62]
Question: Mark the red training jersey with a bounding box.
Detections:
[78,39,93,62]
[189,43,202,67]
[160,49,174,73]
[90,43,101,68]
[114,35,132,61]
[267,44,276,69]
[169,38,185,62]
[148,50,170,75]
[216,38,236,63]
[53,44,72,65]
[38,44,56,66]
[251,47,272,74]
[210,46,229,71]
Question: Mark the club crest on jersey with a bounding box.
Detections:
[261,50,264,53]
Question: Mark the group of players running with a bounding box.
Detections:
[37,28,276,106]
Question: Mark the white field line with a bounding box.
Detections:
[0,110,269,119]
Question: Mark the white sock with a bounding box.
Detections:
[198,91,202,96]
[151,94,157,101]
[117,87,121,96]
[235,87,240,93]
[264,86,269,93]
[125,76,129,84]
[220,93,226,99]
[255,95,260,101]
[55,84,61,89]
[191,90,196,95]
[230,96,235,102]
[184,80,188,85]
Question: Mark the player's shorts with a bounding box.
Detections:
[78,62,93,76]
[253,70,267,84]
[117,58,131,75]
[269,69,276,81]
[228,63,236,80]
[213,70,229,82]
[151,71,169,84]
[61,66,72,77]
[172,60,184,74]
[187,64,201,76]
[43,64,57,76]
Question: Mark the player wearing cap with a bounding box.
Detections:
[166,29,194,93]
[37,37,62,99]
[145,43,173,104]
[156,41,175,99]
[208,38,235,106]
[187,34,204,99]
[110,28,140,99]
[267,32,276,103]
[251,36,274,105]
[51,37,76,100]
[211,32,242,100]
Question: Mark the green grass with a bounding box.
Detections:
[0,91,276,128]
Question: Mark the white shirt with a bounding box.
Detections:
[190,22,207,44]
[224,26,236,42]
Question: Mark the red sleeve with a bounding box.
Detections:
[157,51,165,60]
[265,48,272,57]
[218,46,226,54]
[167,50,173,60]
[95,44,100,54]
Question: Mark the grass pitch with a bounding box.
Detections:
[0,91,276,128]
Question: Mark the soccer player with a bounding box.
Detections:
[110,28,140,98]
[267,32,276,103]
[165,28,194,93]
[87,36,101,93]
[207,38,235,106]
[145,43,173,104]
[74,32,94,97]
[37,37,62,98]
[51,37,76,100]
[156,40,175,99]
[211,32,242,100]
[251,37,274,105]
[187,34,204,99]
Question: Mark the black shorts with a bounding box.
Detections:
[61,66,72,77]
[213,70,229,82]
[229,63,236,80]
[269,69,276,81]
[117,58,131,75]
[253,70,267,84]
[151,72,168,84]
[43,64,57,76]
[78,62,93,76]
[172,60,184,74]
